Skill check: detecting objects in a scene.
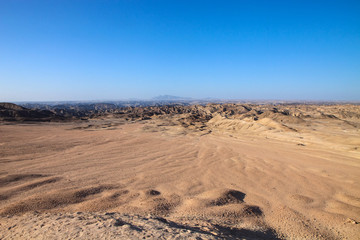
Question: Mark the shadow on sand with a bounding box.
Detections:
[153,217,281,239]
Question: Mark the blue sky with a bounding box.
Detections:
[1,0,359,101]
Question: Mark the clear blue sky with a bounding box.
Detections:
[1,0,359,101]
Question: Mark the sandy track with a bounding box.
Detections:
[0,117,359,239]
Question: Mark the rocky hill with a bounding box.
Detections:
[0,103,65,122]
[1,102,360,130]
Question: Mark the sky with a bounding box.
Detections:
[0,0,359,102]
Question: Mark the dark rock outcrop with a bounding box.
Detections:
[0,103,65,122]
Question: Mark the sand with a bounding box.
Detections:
[0,105,360,239]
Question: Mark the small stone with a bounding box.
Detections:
[345,218,358,224]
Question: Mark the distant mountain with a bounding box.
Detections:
[152,95,191,101]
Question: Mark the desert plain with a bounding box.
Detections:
[0,103,360,239]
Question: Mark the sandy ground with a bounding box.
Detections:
[0,110,360,239]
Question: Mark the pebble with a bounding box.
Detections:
[345,218,358,224]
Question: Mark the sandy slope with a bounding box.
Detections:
[0,107,360,239]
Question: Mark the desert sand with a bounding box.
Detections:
[1,104,360,239]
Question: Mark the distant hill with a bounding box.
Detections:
[0,102,27,111]
[152,95,191,101]
[0,102,64,122]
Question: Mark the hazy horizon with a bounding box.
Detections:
[6,95,360,104]
[1,1,359,102]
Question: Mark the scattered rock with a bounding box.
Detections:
[345,218,358,224]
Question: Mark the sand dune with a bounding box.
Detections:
[1,104,360,239]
